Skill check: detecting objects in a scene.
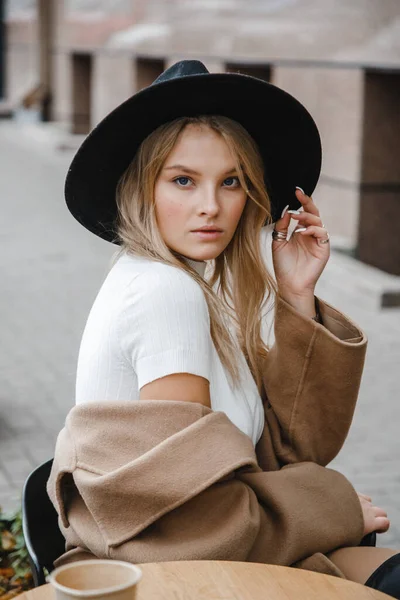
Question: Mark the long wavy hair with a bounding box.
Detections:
[114,115,277,393]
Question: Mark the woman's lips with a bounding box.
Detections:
[191,230,223,240]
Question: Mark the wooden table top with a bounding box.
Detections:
[16,560,392,599]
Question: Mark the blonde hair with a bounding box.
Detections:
[115,115,276,393]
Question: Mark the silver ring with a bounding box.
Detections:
[272,230,287,242]
[318,233,330,244]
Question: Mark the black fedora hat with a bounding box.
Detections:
[65,59,322,244]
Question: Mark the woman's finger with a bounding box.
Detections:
[288,210,323,228]
[374,516,390,533]
[359,493,373,502]
[293,225,330,242]
[272,204,292,240]
[295,187,320,217]
[374,506,388,518]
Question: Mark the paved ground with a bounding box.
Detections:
[1,121,400,550]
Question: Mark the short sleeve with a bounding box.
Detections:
[117,266,213,389]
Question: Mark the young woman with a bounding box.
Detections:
[49,60,400,596]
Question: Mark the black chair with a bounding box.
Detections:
[360,531,377,546]
[22,459,66,587]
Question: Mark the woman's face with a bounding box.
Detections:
[154,124,248,262]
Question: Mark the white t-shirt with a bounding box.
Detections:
[75,228,275,446]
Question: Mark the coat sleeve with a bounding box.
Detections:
[48,402,364,568]
[257,296,367,469]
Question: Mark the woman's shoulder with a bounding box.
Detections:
[115,253,208,312]
[117,253,202,288]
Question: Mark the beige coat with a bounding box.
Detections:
[48,296,367,578]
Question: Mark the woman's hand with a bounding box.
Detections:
[272,188,330,318]
[358,492,390,535]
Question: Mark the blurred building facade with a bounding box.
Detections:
[3,0,400,273]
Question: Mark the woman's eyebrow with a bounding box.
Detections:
[164,164,238,176]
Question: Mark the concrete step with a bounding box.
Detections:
[318,247,400,311]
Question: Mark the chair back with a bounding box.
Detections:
[22,459,65,586]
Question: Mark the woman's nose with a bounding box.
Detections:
[197,186,220,216]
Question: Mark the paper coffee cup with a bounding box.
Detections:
[48,560,142,600]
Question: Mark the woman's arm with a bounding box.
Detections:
[140,373,211,407]
[257,190,367,468]
[257,295,367,469]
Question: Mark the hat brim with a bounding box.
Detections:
[65,73,322,243]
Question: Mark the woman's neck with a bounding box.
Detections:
[181,256,207,278]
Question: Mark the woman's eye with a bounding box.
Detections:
[173,176,240,188]
[174,176,192,187]
[223,177,240,188]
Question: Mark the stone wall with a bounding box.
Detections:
[357,71,400,274]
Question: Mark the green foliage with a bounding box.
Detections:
[0,505,33,598]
